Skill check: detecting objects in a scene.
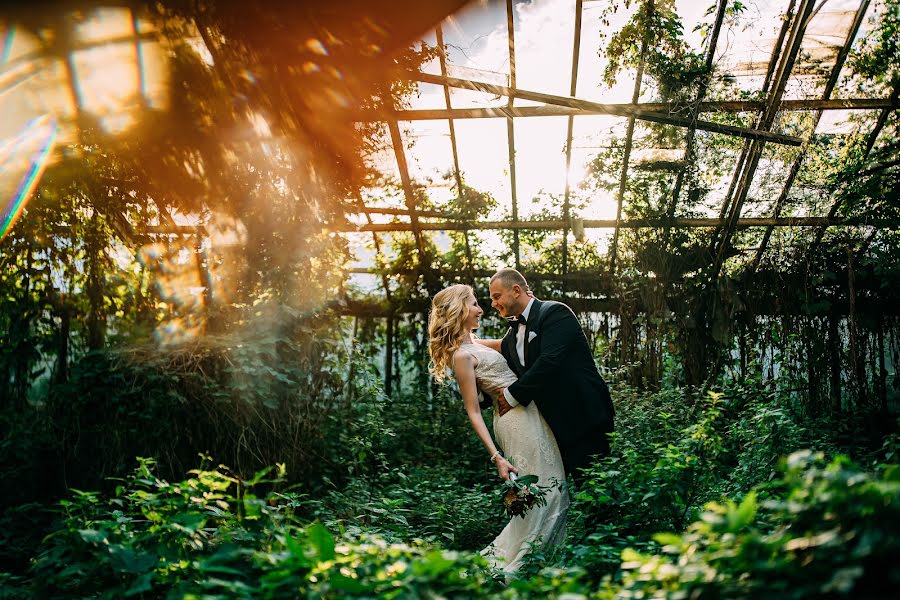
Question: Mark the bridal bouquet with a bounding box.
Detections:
[499,473,550,518]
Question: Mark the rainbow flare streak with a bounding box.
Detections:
[0,115,58,242]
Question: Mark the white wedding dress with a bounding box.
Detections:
[462,343,569,576]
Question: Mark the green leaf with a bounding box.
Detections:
[124,571,154,597]
[108,545,157,574]
[327,573,367,592]
[412,551,456,577]
[306,523,335,561]
[652,532,683,548]
[514,474,539,486]
[78,529,108,544]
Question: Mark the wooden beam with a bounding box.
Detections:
[0,30,161,81]
[338,216,899,233]
[506,0,521,270]
[409,72,804,146]
[386,118,439,295]
[562,0,584,283]
[351,206,452,218]
[358,98,899,121]
[336,295,900,318]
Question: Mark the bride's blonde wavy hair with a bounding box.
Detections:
[428,284,476,382]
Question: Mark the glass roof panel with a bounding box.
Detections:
[510,0,577,98]
[345,231,378,271]
[407,82,455,110]
[576,0,640,103]
[438,1,510,82]
[138,40,169,110]
[833,0,882,97]
[2,23,40,64]
[683,133,744,218]
[452,116,512,218]
[781,5,862,101]
[514,116,569,218]
[740,146,797,217]
[707,0,788,101]
[470,229,512,267]
[399,120,455,187]
[815,108,879,135]
[571,115,627,220]
[448,86,509,109]
[73,7,134,45]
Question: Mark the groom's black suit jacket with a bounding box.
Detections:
[500,299,614,475]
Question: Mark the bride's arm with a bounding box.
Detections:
[474,338,502,352]
[453,351,518,480]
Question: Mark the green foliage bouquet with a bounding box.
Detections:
[500,474,551,518]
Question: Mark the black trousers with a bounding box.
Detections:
[562,428,611,488]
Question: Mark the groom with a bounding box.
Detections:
[489,268,614,483]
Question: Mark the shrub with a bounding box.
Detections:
[565,389,726,581]
[41,313,386,493]
[611,451,900,599]
[28,457,505,598]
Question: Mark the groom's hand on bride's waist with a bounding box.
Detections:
[497,390,513,417]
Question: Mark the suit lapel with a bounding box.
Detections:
[503,326,524,375]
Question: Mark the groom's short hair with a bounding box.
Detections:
[491,268,528,291]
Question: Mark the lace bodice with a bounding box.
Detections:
[460,343,517,402]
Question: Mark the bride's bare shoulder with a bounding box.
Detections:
[452,345,478,369]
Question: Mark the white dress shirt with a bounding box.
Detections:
[503,298,535,407]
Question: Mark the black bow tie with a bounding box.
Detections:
[507,314,527,328]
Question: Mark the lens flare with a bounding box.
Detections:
[0,114,58,241]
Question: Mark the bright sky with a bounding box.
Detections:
[361,0,875,217]
[348,0,877,289]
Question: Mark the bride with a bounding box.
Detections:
[428,284,569,576]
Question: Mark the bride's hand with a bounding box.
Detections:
[496,456,518,481]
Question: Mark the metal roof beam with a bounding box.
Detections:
[338,215,898,233]
[358,98,899,121]
[410,72,804,146]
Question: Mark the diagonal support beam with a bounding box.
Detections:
[411,72,803,146]
[361,98,899,121]
[387,118,440,295]
[809,83,899,252]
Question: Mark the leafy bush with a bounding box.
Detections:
[27,457,504,598]
[40,312,390,493]
[611,450,900,599]
[12,433,900,598]
[564,388,726,580]
[307,465,505,550]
